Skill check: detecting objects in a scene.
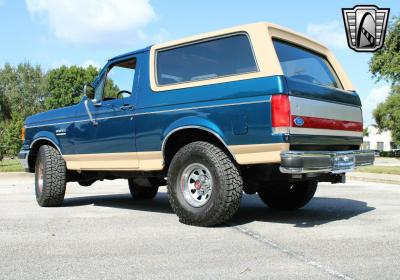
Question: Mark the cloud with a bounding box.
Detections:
[152,28,169,44]
[82,59,100,69]
[307,20,348,49]
[25,0,156,46]
[361,85,391,125]
[50,58,72,69]
[49,59,100,70]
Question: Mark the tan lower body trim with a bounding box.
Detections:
[229,143,289,164]
[63,143,288,171]
[136,151,164,171]
[63,151,163,171]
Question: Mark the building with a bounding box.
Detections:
[362,126,397,151]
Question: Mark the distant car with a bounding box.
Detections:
[391,149,400,157]
[19,22,374,226]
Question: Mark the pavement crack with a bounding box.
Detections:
[232,225,356,280]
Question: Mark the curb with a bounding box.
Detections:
[347,172,400,185]
[0,172,34,180]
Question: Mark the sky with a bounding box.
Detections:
[0,0,398,125]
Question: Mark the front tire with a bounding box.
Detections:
[35,145,67,207]
[128,178,159,200]
[258,180,317,210]
[167,141,243,226]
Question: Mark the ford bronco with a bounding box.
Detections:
[19,23,374,226]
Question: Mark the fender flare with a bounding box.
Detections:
[30,132,62,155]
[161,117,235,161]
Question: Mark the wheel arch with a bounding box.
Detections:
[162,125,236,169]
[28,137,62,171]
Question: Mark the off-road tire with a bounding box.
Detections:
[167,141,243,226]
[35,145,67,207]
[128,178,159,200]
[258,180,317,210]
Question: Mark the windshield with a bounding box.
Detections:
[273,39,342,89]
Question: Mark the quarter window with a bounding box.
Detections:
[156,34,258,86]
[273,40,342,89]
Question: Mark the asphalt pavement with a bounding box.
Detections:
[0,177,399,280]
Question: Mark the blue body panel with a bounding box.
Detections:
[286,78,361,106]
[24,50,289,155]
[22,50,361,158]
[134,53,287,151]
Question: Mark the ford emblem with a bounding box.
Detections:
[293,117,304,127]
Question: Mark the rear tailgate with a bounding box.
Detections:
[273,39,363,150]
[288,79,363,148]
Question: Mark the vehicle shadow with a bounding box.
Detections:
[232,195,375,228]
[63,192,173,214]
[63,192,375,228]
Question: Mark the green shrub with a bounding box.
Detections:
[0,113,24,157]
[379,150,400,157]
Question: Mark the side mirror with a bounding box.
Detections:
[83,84,95,100]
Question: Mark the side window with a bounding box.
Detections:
[95,58,136,101]
[156,34,258,86]
[273,40,342,89]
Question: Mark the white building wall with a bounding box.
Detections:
[362,126,393,151]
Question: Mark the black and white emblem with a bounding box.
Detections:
[342,5,390,52]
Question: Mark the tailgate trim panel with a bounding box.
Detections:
[289,127,363,137]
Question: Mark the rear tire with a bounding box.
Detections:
[167,141,243,226]
[128,178,159,200]
[258,180,317,210]
[35,145,66,207]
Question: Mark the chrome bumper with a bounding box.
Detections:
[18,150,30,171]
[280,150,375,174]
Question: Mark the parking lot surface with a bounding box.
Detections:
[0,177,399,280]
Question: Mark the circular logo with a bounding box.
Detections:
[293,117,305,127]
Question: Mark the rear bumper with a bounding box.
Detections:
[280,150,374,174]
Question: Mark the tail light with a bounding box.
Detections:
[271,94,291,128]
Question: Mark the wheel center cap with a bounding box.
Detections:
[194,180,202,190]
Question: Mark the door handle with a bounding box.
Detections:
[120,104,134,111]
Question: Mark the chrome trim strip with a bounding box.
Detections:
[26,119,88,129]
[135,99,269,116]
[280,167,333,174]
[25,99,270,129]
[84,99,98,126]
[289,127,363,137]
[161,126,236,161]
[280,150,375,174]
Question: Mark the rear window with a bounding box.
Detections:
[273,40,342,89]
[156,34,258,86]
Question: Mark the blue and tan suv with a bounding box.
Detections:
[19,22,374,226]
